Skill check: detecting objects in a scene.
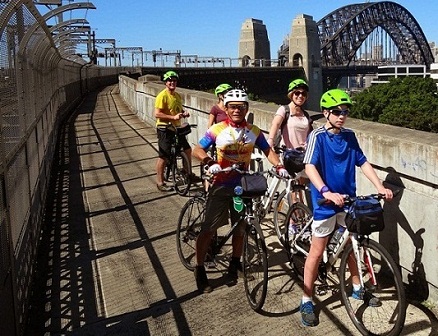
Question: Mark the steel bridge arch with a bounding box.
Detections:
[317,1,434,67]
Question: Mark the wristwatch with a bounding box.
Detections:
[320,185,330,195]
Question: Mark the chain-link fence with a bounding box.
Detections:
[0,2,134,335]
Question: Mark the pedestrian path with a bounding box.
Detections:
[25,85,438,335]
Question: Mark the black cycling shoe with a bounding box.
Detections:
[194,266,212,293]
[227,258,243,280]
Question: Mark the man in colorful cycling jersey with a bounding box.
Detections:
[300,89,393,327]
[192,89,289,293]
[155,70,196,192]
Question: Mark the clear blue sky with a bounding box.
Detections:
[53,1,438,64]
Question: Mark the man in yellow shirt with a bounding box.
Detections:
[155,71,195,191]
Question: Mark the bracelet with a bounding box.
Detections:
[320,185,330,194]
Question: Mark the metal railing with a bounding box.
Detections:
[0,2,135,335]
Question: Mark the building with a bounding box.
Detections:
[370,64,428,85]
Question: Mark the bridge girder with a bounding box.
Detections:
[317,1,434,67]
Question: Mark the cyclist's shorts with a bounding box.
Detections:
[202,185,246,235]
[157,128,191,159]
[312,212,346,238]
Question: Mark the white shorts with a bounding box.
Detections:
[312,212,347,238]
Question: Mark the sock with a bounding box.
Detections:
[301,296,312,304]
[353,283,361,291]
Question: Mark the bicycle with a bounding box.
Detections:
[176,165,269,311]
[283,193,406,336]
[163,122,197,196]
[251,148,312,247]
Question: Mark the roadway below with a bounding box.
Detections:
[24,85,438,336]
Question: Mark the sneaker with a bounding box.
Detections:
[300,301,319,327]
[352,287,382,307]
[227,259,243,280]
[156,183,173,192]
[194,266,212,293]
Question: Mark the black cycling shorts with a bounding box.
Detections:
[157,128,191,159]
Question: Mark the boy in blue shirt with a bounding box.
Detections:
[300,89,393,326]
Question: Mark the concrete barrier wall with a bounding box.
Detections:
[119,75,438,304]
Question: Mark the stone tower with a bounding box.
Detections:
[289,14,323,111]
[239,18,271,67]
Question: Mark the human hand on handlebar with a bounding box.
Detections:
[277,167,290,178]
[208,163,222,174]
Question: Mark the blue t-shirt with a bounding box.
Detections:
[303,126,367,220]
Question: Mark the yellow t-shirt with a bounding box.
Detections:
[155,89,183,128]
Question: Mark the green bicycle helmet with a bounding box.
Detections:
[215,83,233,97]
[288,79,309,93]
[320,89,352,110]
[163,70,179,81]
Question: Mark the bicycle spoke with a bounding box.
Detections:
[176,197,206,270]
[173,152,191,196]
[339,239,406,336]
[243,227,268,312]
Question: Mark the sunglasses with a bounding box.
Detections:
[227,104,247,111]
[330,109,350,116]
[293,90,308,97]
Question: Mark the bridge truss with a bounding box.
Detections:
[317,1,434,67]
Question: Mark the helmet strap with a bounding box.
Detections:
[325,112,341,131]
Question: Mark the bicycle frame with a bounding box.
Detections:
[212,197,265,254]
[291,217,376,292]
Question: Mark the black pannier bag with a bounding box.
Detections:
[240,174,267,197]
[345,197,384,235]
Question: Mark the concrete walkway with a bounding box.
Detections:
[25,85,438,336]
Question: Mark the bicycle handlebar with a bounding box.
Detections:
[317,190,400,206]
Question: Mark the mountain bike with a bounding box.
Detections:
[283,193,406,336]
[164,123,197,196]
[176,165,269,312]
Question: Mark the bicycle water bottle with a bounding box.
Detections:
[328,226,345,253]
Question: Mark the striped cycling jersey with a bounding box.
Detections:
[199,119,270,187]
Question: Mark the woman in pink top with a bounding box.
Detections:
[267,79,313,203]
[267,79,312,149]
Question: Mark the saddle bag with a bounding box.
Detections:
[345,197,384,235]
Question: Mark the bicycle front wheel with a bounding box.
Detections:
[278,200,312,248]
[173,151,191,196]
[176,197,206,270]
[243,225,268,312]
[339,238,406,336]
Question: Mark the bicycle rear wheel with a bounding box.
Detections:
[173,151,191,196]
[176,197,206,270]
[243,225,268,312]
[339,238,406,336]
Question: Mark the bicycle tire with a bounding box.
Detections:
[242,225,268,312]
[339,238,406,336]
[272,189,290,242]
[176,196,206,270]
[278,201,312,248]
[173,151,191,196]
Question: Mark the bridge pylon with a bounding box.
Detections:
[289,14,323,111]
[239,18,271,67]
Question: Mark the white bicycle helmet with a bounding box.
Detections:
[223,89,248,105]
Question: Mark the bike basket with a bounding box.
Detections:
[176,123,191,136]
[240,174,267,198]
[345,197,384,235]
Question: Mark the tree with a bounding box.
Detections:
[350,77,438,133]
